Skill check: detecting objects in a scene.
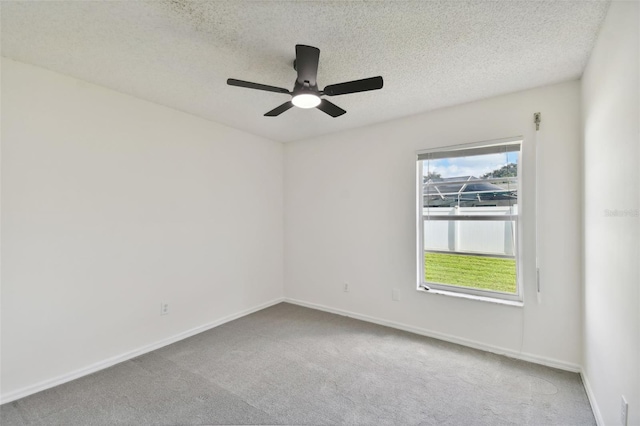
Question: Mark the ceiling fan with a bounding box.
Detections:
[227,45,383,118]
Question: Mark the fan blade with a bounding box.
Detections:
[323,76,383,96]
[264,101,294,117]
[227,78,290,94]
[295,45,320,86]
[316,99,346,117]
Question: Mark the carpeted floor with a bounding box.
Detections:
[1,302,595,425]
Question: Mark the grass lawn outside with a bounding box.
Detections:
[424,252,516,293]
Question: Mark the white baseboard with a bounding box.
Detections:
[284,297,581,373]
[0,297,285,405]
[580,370,604,426]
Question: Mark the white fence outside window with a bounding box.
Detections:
[422,206,517,256]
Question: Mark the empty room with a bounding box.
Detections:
[1,1,638,425]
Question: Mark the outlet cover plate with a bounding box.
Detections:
[392,288,400,301]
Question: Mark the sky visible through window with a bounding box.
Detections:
[423,152,519,178]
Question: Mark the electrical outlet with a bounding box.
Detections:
[621,396,628,426]
[160,303,169,316]
[343,282,349,292]
[392,288,401,301]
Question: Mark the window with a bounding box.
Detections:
[417,138,522,302]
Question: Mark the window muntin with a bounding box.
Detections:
[417,139,522,301]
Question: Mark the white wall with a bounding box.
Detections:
[0,59,284,399]
[285,80,583,368]
[581,1,640,425]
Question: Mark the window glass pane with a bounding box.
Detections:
[419,143,521,298]
[423,151,518,209]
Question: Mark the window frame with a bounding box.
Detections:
[416,137,524,303]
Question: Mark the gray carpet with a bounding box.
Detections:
[1,302,595,425]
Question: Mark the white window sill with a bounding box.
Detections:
[417,286,524,307]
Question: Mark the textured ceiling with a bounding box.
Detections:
[1,1,609,143]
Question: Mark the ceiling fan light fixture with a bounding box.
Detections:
[292,93,321,109]
[227,45,383,117]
